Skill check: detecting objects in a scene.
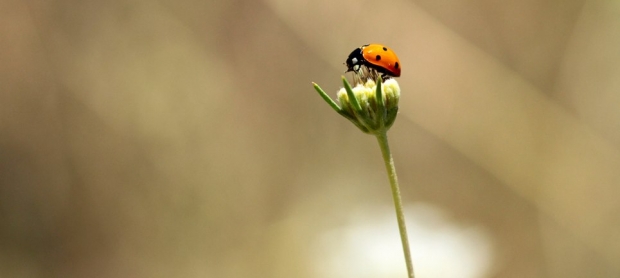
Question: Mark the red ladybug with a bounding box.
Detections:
[345,44,401,79]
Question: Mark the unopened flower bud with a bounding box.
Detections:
[314,77,400,134]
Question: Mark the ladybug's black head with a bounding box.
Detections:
[345,47,364,73]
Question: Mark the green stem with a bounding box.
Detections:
[375,131,415,278]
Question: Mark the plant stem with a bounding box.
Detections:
[375,131,415,278]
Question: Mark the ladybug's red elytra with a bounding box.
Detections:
[345,44,401,79]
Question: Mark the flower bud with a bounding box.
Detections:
[333,77,400,134]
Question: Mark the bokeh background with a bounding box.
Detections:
[2,0,620,277]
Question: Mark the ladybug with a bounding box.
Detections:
[345,44,401,79]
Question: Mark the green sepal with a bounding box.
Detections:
[313,82,341,112]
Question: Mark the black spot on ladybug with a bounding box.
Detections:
[376,55,381,61]
[394,62,399,69]
[382,47,388,51]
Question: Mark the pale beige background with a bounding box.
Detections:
[1,0,619,277]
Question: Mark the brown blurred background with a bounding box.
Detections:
[1,0,620,277]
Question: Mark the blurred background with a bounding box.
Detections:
[1,0,620,277]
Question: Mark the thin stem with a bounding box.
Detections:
[375,131,415,278]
